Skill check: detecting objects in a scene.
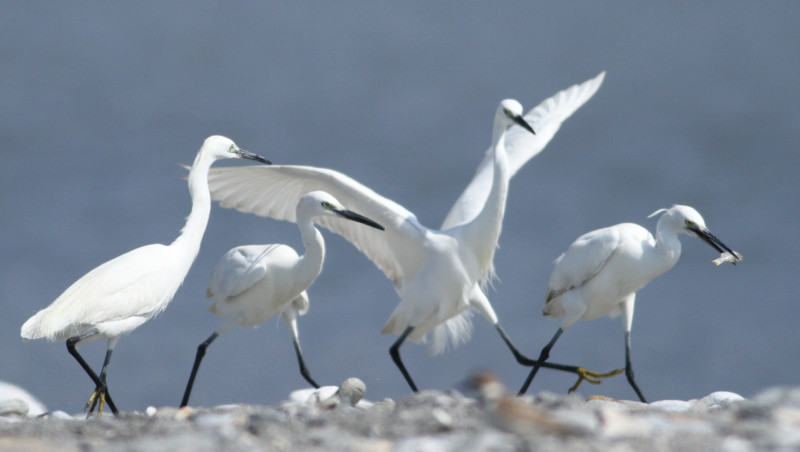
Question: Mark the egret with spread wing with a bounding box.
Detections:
[205,74,609,391]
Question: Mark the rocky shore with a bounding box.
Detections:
[2,383,800,451]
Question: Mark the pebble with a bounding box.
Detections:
[694,391,745,410]
[0,381,47,417]
[648,399,692,412]
[2,386,800,451]
[0,399,30,417]
[47,410,74,420]
[288,377,371,409]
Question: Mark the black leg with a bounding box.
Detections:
[389,326,418,392]
[291,335,320,389]
[496,324,585,370]
[495,324,537,365]
[624,331,647,402]
[518,328,563,395]
[66,331,119,416]
[180,332,219,408]
[86,346,116,416]
[495,323,623,387]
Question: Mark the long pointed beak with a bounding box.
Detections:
[513,114,536,135]
[693,226,740,264]
[334,209,385,230]
[234,148,272,165]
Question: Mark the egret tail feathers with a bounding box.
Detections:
[427,311,474,356]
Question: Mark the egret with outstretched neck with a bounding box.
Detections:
[202,74,613,392]
[179,191,384,407]
[20,136,269,416]
[518,205,740,401]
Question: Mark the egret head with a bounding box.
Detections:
[498,99,535,135]
[649,205,738,259]
[201,135,271,164]
[299,191,385,230]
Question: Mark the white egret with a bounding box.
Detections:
[518,205,741,401]
[179,191,384,407]
[204,73,609,391]
[20,136,269,416]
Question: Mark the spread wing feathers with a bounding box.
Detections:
[545,226,620,305]
[441,71,605,230]
[21,244,180,340]
[207,165,427,288]
[207,244,285,299]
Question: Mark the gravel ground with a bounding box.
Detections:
[2,385,800,452]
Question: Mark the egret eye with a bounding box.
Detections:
[321,201,333,210]
[685,220,696,228]
[502,108,512,117]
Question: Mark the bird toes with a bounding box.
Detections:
[568,367,625,393]
[84,387,107,418]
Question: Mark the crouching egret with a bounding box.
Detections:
[20,136,269,416]
[518,205,741,401]
[203,73,615,392]
[179,191,384,408]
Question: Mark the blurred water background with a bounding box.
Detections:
[1,2,797,412]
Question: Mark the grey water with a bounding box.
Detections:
[1,2,797,412]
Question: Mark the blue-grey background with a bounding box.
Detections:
[1,2,797,412]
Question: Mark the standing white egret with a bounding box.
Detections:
[179,191,384,407]
[20,136,269,416]
[518,205,741,401]
[204,74,610,391]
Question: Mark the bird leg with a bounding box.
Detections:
[518,328,563,395]
[65,332,119,416]
[85,346,115,417]
[180,332,219,407]
[389,326,418,392]
[567,367,625,393]
[291,335,320,389]
[624,331,647,402]
[495,324,542,366]
[495,325,622,392]
[85,388,106,417]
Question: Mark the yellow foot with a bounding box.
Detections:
[568,367,624,393]
[84,388,106,418]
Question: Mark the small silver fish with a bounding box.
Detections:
[713,251,743,266]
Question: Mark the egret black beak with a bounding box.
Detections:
[335,209,385,231]
[513,114,536,135]
[692,226,740,264]
[234,148,272,165]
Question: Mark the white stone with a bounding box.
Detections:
[649,399,692,412]
[694,391,744,410]
[0,381,47,416]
